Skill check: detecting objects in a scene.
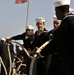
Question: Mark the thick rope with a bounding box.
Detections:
[29,39,52,75]
[14,55,22,63]
[7,44,12,75]
[11,40,31,58]
[17,63,27,72]
[0,57,7,75]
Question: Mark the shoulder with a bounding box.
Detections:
[22,32,26,36]
[43,28,48,34]
[63,14,74,21]
[22,32,26,34]
[62,15,74,27]
[48,29,54,34]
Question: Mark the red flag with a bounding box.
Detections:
[15,0,27,4]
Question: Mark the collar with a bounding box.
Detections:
[36,28,48,36]
[63,13,74,20]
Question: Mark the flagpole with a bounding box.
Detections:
[25,0,30,28]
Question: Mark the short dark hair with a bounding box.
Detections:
[55,5,69,13]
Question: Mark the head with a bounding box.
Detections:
[6,37,11,43]
[35,17,45,32]
[54,0,71,20]
[0,38,6,43]
[53,15,61,30]
[26,25,34,36]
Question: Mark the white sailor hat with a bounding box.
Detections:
[26,25,34,29]
[69,8,74,13]
[1,38,6,41]
[6,37,10,39]
[54,0,71,7]
[53,15,61,22]
[35,17,45,23]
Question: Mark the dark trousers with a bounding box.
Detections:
[57,61,74,75]
[34,55,52,75]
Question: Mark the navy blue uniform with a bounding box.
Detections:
[31,28,52,75]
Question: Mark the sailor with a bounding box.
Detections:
[48,15,61,35]
[47,15,61,75]
[53,0,74,75]
[30,17,52,75]
[0,38,9,75]
[8,25,35,50]
[6,25,35,74]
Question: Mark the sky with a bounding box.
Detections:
[0,0,74,39]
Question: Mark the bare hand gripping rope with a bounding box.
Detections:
[34,40,52,57]
[29,39,52,75]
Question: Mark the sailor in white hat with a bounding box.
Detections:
[0,38,6,42]
[29,17,49,75]
[6,25,35,74]
[53,0,74,75]
[35,17,47,35]
[26,25,34,30]
[47,15,61,46]
[8,24,35,48]
[54,0,71,20]
[35,17,45,23]
[53,15,61,30]
[25,25,34,37]
[47,15,62,75]
[0,37,9,75]
[54,0,71,7]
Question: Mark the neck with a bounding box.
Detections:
[38,29,44,33]
[64,12,69,16]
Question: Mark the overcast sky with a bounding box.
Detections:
[0,0,74,39]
